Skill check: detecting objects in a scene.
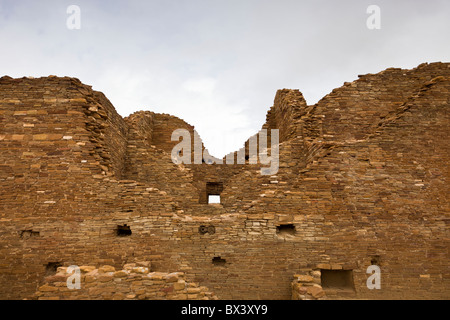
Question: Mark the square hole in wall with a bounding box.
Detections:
[199,225,216,235]
[206,182,223,194]
[371,255,381,266]
[212,256,226,266]
[117,224,132,236]
[276,224,296,235]
[45,262,62,276]
[205,182,223,204]
[321,269,355,290]
[20,230,40,239]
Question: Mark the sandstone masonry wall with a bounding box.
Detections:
[1,63,449,300]
[34,262,216,300]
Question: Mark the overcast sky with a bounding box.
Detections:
[1,0,449,157]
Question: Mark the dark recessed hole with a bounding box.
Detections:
[371,255,381,266]
[199,225,216,235]
[321,269,354,290]
[206,182,223,195]
[276,224,296,235]
[117,224,132,236]
[207,226,216,235]
[199,225,208,235]
[20,230,40,239]
[125,209,133,212]
[45,262,62,276]
[212,257,226,266]
[205,182,223,204]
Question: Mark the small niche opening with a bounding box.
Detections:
[199,225,208,235]
[207,225,216,234]
[371,255,381,266]
[321,269,355,290]
[20,230,40,239]
[45,262,62,276]
[199,225,216,235]
[117,224,132,236]
[205,182,223,204]
[276,224,296,235]
[212,257,226,266]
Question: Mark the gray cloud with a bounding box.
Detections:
[1,0,449,156]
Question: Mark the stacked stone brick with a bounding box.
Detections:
[291,271,325,300]
[34,262,216,300]
[0,62,449,300]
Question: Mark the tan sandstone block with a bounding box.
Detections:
[98,265,116,273]
[173,281,186,291]
[80,266,96,273]
[39,284,58,292]
[295,275,314,283]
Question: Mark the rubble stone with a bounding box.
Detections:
[0,63,449,300]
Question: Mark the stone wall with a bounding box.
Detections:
[34,262,217,300]
[291,271,326,300]
[1,62,449,300]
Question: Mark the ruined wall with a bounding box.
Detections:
[122,111,199,205]
[0,63,449,300]
[291,271,326,300]
[0,76,184,298]
[34,262,216,300]
[214,63,450,299]
[263,89,308,143]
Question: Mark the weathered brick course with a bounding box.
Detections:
[0,62,449,300]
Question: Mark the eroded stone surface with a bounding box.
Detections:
[34,263,215,300]
[0,62,449,300]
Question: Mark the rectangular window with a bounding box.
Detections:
[117,224,132,236]
[276,224,296,235]
[212,257,226,266]
[204,182,223,204]
[320,269,354,290]
[208,195,220,204]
